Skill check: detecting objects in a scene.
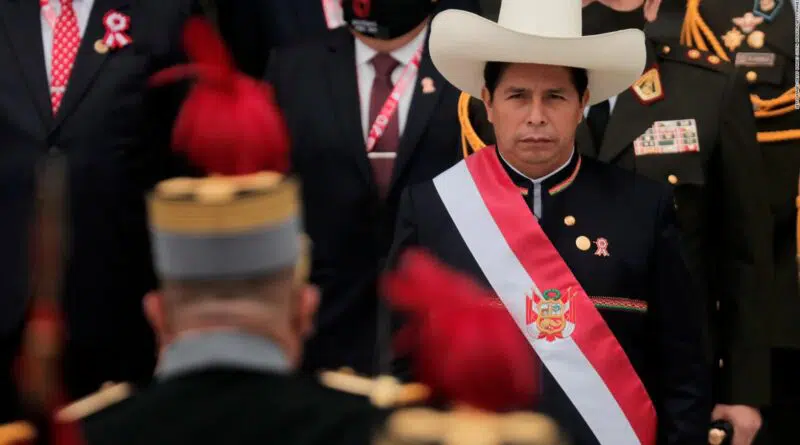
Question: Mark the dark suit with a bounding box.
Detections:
[387,149,711,445]
[84,368,390,445]
[265,27,464,375]
[461,36,774,409]
[0,0,196,416]
[212,0,483,79]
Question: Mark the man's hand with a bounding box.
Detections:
[711,404,762,445]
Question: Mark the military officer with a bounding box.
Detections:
[77,19,394,445]
[660,0,799,443]
[389,0,712,444]
[459,1,774,443]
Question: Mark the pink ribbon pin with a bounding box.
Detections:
[594,238,610,257]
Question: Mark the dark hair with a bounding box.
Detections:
[483,62,589,99]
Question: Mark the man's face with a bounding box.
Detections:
[582,0,662,22]
[481,64,588,174]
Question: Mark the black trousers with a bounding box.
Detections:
[754,348,800,445]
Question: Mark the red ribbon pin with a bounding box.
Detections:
[102,10,132,50]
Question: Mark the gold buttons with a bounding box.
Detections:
[564,216,576,226]
[662,45,671,54]
[707,55,721,65]
[667,174,679,185]
[94,40,109,54]
[576,236,591,251]
[746,70,758,83]
[718,359,724,368]
[687,49,701,59]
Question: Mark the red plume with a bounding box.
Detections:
[149,18,289,175]
[381,248,540,412]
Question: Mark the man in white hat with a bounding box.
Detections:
[386,1,711,444]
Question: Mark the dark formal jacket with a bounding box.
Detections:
[460,36,774,407]
[671,0,800,356]
[265,27,464,375]
[0,0,197,407]
[387,148,711,445]
[84,332,390,445]
[211,0,483,79]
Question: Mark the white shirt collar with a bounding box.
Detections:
[499,149,575,184]
[354,25,428,67]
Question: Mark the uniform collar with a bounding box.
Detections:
[497,148,582,196]
[155,331,292,380]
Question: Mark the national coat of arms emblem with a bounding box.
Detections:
[525,288,576,342]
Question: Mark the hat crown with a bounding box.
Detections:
[497,0,582,38]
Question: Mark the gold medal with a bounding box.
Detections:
[747,31,765,49]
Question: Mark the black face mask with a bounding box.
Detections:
[343,0,436,40]
[582,2,646,35]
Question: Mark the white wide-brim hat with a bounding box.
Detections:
[429,0,647,106]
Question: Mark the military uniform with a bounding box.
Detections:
[459,33,774,412]
[674,0,800,433]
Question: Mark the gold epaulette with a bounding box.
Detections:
[0,422,36,445]
[680,0,730,62]
[55,382,133,422]
[375,407,563,445]
[654,38,731,73]
[319,368,430,408]
[458,92,489,158]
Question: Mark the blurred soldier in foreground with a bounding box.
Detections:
[71,18,391,445]
[376,248,565,445]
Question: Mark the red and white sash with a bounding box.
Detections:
[432,147,657,445]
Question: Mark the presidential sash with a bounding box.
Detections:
[432,147,657,445]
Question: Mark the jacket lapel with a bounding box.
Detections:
[389,47,444,192]
[597,41,660,163]
[575,120,595,157]
[325,29,373,184]
[52,0,130,131]
[0,0,54,132]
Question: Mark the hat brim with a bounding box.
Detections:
[429,10,647,106]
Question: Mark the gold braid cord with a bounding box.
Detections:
[680,0,730,61]
[458,92,488,158]
[681,0,798,142]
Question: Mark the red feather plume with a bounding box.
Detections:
[381,248,540,412]
[149,18,290,175]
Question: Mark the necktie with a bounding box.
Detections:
[50,0,81,114]
[368,53,400,199]
[586,99,610,152]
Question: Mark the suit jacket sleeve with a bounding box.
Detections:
[135,0,203,191]
[650,188,712,445]
[714,70,774,407]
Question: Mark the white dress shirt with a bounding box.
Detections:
[499,149,575,219]
[583,95,618,118]
[40,0,95,84]
[354,26,428,142]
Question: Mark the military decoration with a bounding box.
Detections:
[631,67,664,105]
[525,288,576,342]
[722,27,746,51]
[732,12,764,33]
[634,119,700,156]
[752,0,784,22]
[594,238,610,257]
[575,235,591,251]
[747,30,766,49]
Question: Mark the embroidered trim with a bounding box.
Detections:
[548,156,582,196]
[591,297,648,313]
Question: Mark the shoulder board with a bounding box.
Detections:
[379,407,563,445]
[55,382,133,422]
[651,39,732,73]
[318,369,430,408]
[0,421,36,445]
